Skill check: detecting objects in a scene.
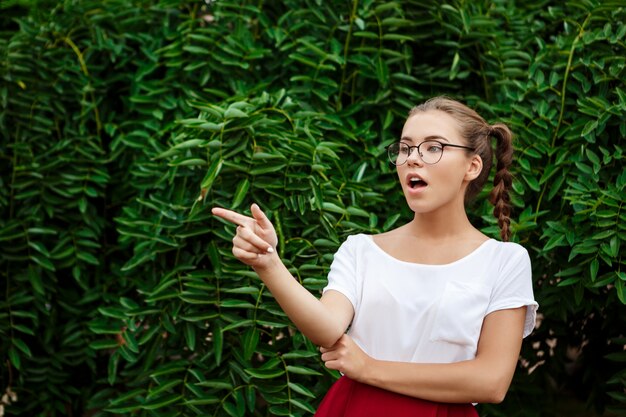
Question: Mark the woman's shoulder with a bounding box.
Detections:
[339,233,375,250]
[350,225,412,251]
[335,233,368,249]
[331,233,374,262]
[488,239,529,256]
[367,223,412,241]
[481,239,532,272]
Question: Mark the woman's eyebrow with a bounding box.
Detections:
[400,134,450,143]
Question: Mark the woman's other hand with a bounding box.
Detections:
[320,334,373,382]
[212,203,278,268]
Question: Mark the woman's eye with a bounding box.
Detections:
[426,145,442,153]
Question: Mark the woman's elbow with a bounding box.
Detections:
[315,334,343,349]
[486,388,508,404]
[481,376,512,404]
[311,327,345,349]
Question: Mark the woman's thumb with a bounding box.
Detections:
[251,203,272,227]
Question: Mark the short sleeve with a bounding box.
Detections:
[322,235,358,310]
[485,244,538,338]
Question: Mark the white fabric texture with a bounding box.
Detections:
[322,234,538,364]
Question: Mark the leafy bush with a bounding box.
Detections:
[1,1,624,416]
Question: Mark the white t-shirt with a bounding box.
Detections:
[322,234,538,364]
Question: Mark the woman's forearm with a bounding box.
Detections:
[252,253,347,348]
[362,358,510,404]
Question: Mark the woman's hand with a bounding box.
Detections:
[320,334,373,382]
[212,203,278,269]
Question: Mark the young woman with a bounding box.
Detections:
[212,96,538,416]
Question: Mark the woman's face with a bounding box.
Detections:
[396,110,481,215]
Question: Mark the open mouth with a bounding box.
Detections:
[407,176,428,189]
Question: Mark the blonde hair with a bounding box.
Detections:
[409,96,514,241]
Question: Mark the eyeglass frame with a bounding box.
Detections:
[385,140,476,166]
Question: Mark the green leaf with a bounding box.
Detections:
[245,367,286,379]
[12,324,35,336]
[8,346,20,370]
[27,241,50,257]
[281,350,318,359]
[245,385,256,412]
[184,396,220,405]
[288,382,316,398]
[183,45,210,55]
[99,306,126,320]
[605,352,626,362]
[543,234,566,251]
[12,338,32,357]
[26,227,57,236]
[141,394,182,410]
[224,107,248,118]
[557,277,580,287]
[149,362,188,378]
[139,324,162,346]
[90,339,119,350]
[522,173,541,192]
[108,352,119,385]
[322,202,347,215]
[77,250,100,265]
[347,206,369,218]
[242,327,259,360]
[581,120,598,137]
[593,230,615,240]
[168,157,207,167]
[107,388,146,406]
[196,380,233,390]
[234,389,246,417]
[213,322,223,366]
[200,157,224,190]
[223,401,241,417]
[616,281,626,304]
[383,213,401,231]
[118,344,138,362]
[590,258,599,281]
[184,322,196,351]
[27,265,45,295]
[220,299,255,308]
[147,380,183,400]
[30,254,55,271]
[231,178,250,209]
[290,398,316,413]
[286,365,322,376]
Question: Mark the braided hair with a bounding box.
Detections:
[408,97,514,241]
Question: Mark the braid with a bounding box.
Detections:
[488,124,514,241]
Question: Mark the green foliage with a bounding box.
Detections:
[0,0,625,416]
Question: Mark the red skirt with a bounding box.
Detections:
[315,376,479,417]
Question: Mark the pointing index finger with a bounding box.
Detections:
[211,207,252,227]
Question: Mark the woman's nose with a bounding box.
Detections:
[406,147,423,165]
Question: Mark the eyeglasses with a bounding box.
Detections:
[386,140,475,166]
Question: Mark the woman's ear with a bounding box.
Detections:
[465,154,483,181]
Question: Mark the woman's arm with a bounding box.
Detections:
[253,255,353,348]
[321,306,527,404]
[212,204,353,348]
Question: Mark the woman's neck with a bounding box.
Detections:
[407,208,478,242]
